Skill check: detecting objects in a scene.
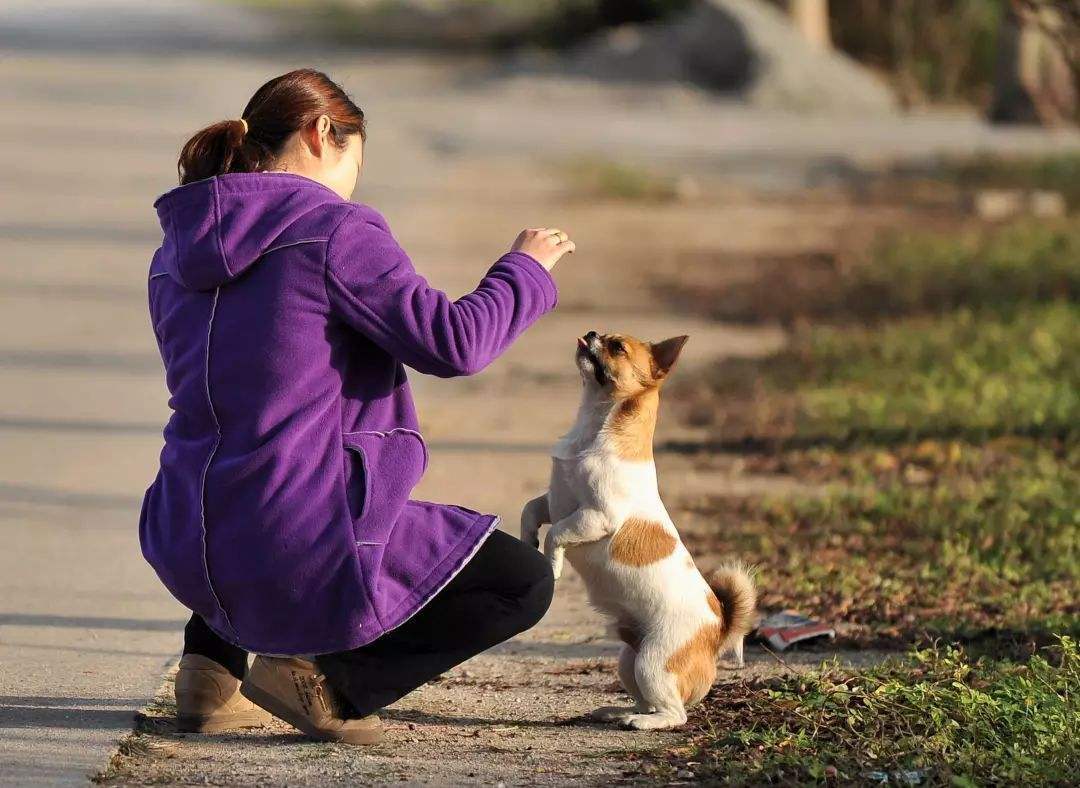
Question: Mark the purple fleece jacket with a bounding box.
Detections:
[140,172,557,655]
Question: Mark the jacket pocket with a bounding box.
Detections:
[342,429,428,546]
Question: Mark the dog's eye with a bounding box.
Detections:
[608,340,626,356]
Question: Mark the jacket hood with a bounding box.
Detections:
[153,173,344,291]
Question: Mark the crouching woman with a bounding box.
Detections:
[141,69,573,744]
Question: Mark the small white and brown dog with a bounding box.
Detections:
[521,331,756,730]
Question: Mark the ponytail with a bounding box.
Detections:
[176,69,366,186]
[177,119,258,185]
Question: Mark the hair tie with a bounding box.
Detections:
[238,118,249,135]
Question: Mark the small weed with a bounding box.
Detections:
[93,734,174,784]
[297,741,340,761]
[563,157,684,202]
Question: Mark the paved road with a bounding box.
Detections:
[1,1,1077,784]
[0,6,290,784]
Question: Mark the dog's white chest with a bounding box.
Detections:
[548,452,666,530]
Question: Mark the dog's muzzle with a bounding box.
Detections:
[577,332,608,386]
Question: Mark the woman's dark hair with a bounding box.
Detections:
[177,69,366,185]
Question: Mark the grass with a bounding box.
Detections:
[685,302,1080,446]
[678,439,1078,651]
[675,224,1079,644]
[657,639,1079,786]
[776,303,1077,442]
[674,220,1080,444]
[660,220,1080,326]
[663,207,1079,781]
[942,153,1080,212]
[841,221,1080,319]
[562,157,685,202]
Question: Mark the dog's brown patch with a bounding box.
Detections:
[609,517,677,567]
[666,622,724,704]
[706,591,724,620]
[608,389,658,461]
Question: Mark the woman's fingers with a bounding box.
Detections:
[510,227,576,271]
[547,230,575,255]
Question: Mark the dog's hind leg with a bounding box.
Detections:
[591,645,651,723]
[727,635,745,669]
[619,646,693,730]
[618,644,645,704]
[520,494,550,548]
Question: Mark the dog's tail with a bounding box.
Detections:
[707,561,757,657]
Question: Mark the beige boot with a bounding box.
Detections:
[240,656,383,745]
[174,654,272,733]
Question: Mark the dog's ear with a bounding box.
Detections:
[650,335,689,380]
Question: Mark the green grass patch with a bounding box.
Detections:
[685,303,1079,445]
[665,639,1079,786]
[787,304,1078,442]
[679,439,1078,649]
[846,221,1080,320]
[660,220,1080,326]
[562,157,684,202]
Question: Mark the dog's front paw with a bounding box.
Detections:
[621,712,686,731]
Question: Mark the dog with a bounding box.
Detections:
[521,331,756,730]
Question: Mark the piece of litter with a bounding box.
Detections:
[897,770,926,785]
[862,769,926,785]
[755,611,835,651]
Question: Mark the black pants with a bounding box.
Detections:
[183,529,554,718]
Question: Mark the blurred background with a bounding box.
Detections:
[1,1,1077,784]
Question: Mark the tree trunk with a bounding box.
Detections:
[788,0,831,52]
[990,1,1077,125]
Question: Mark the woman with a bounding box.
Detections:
[141,69,573,744]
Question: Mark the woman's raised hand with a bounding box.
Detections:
[511,228,576,272]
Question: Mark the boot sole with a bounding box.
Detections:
[240,681,383,745]
[176,708,271,734]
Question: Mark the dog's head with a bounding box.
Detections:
[575,331,688,398]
